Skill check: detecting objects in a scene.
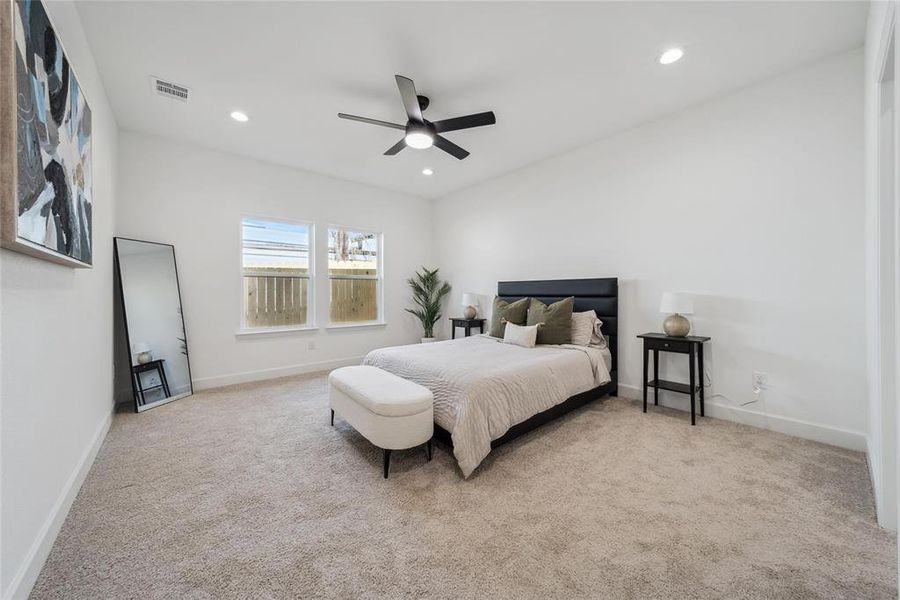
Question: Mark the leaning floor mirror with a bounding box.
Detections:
[114,238,193,412]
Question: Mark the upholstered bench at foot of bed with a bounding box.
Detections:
[328,365,434,478]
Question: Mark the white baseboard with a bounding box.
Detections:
[616,383,866,452]
[867,436,883,522]
[192,356,365,390]
[3,413,112,600]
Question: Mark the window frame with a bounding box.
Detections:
[326,224,384,327]
[237,215,316,336]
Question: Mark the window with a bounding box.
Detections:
[328,227,381,323]
[241,218,312,329]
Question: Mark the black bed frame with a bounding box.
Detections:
[433,277,618,450]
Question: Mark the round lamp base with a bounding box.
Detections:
[463,305,477,319]
[663,314,691,337]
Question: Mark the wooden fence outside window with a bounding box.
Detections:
[243,268,378,327]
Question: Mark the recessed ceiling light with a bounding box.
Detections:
[659,48,684,65]
[230,111,249,122]
[422,168,434,176]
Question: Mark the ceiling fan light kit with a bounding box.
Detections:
[338,74,496,160]
[405,127,434,149]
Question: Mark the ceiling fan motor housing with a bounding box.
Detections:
[406,121,434,136]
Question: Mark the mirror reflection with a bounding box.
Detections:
[114,238,192,411]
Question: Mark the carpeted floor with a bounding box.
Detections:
[32,372,896,599]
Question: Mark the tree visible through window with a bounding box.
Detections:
[242,218,311,328]
[328,227,380,322]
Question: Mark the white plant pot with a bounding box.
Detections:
[421,337,436,343]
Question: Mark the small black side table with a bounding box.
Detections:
[637,333,710,426]
[450,317,486,339]
[132,359,170,406]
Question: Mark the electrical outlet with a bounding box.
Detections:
[308,340,316,350]
[752,371,768,390]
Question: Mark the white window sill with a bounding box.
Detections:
[235,325,318,337]
[326,321,387,331]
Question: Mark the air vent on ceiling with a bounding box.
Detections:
[150,76,190,102]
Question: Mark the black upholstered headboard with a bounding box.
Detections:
[497,278,618,373]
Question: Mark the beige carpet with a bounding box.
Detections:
[31,372,896,599]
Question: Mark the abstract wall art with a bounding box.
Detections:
[1,0,93,267]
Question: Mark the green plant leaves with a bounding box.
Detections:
[406,267,451,338]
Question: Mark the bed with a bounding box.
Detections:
[363,278,618,477]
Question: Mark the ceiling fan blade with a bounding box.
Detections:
[338,113,406,130]
[432,111,496,134]
[434,135,470,160]
[384,138,407,155]
[395,75,423,123]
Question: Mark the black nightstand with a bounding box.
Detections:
[637,333,710,426]
[450,317,486,339]
[132,359,170,407]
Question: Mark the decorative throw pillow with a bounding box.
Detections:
[489,296,529,338]
[526,297,575,344]
[502,322,540,348]
[570,310,598,346]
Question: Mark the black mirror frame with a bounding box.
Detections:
[113,237,193,412]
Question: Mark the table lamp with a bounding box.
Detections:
[133,341,152,364]
[461,293,479,319]
[660,292,693,337]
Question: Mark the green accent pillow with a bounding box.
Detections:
[526,297,575,344]
[489,297,530,338]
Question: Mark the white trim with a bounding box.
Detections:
[325,321,387,331]
[868,435,882,519]
[192,356,364,390]
[235,325,318,337]
[616,383,867,452]
[2,413,112,600]
[868,1,900,530]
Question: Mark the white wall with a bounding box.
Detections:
[0,2,118,598]
[864,0,900,532]
[433,49,866,450]
[115,132,433,389]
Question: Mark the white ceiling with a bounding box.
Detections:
[76,1,866,200]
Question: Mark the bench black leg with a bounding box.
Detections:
[383,449,392,479]
[425,439,433,462]
[330,409,334,426]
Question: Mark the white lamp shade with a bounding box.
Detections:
[659,292,693,315]
[132,342,151,354]
[461,293,479,307]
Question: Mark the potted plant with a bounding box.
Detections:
[405,267,451,342]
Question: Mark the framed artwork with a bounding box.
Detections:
[1,0,93,268]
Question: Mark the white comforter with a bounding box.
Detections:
[362,335,611,477]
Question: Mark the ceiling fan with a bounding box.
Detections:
[338,75,496,160]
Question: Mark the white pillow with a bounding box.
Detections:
[589,319,607,349]
[503,322,540,348]
[570,311,596,346]
[570,310,607,348]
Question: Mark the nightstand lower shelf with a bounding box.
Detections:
[646,379,700,395]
